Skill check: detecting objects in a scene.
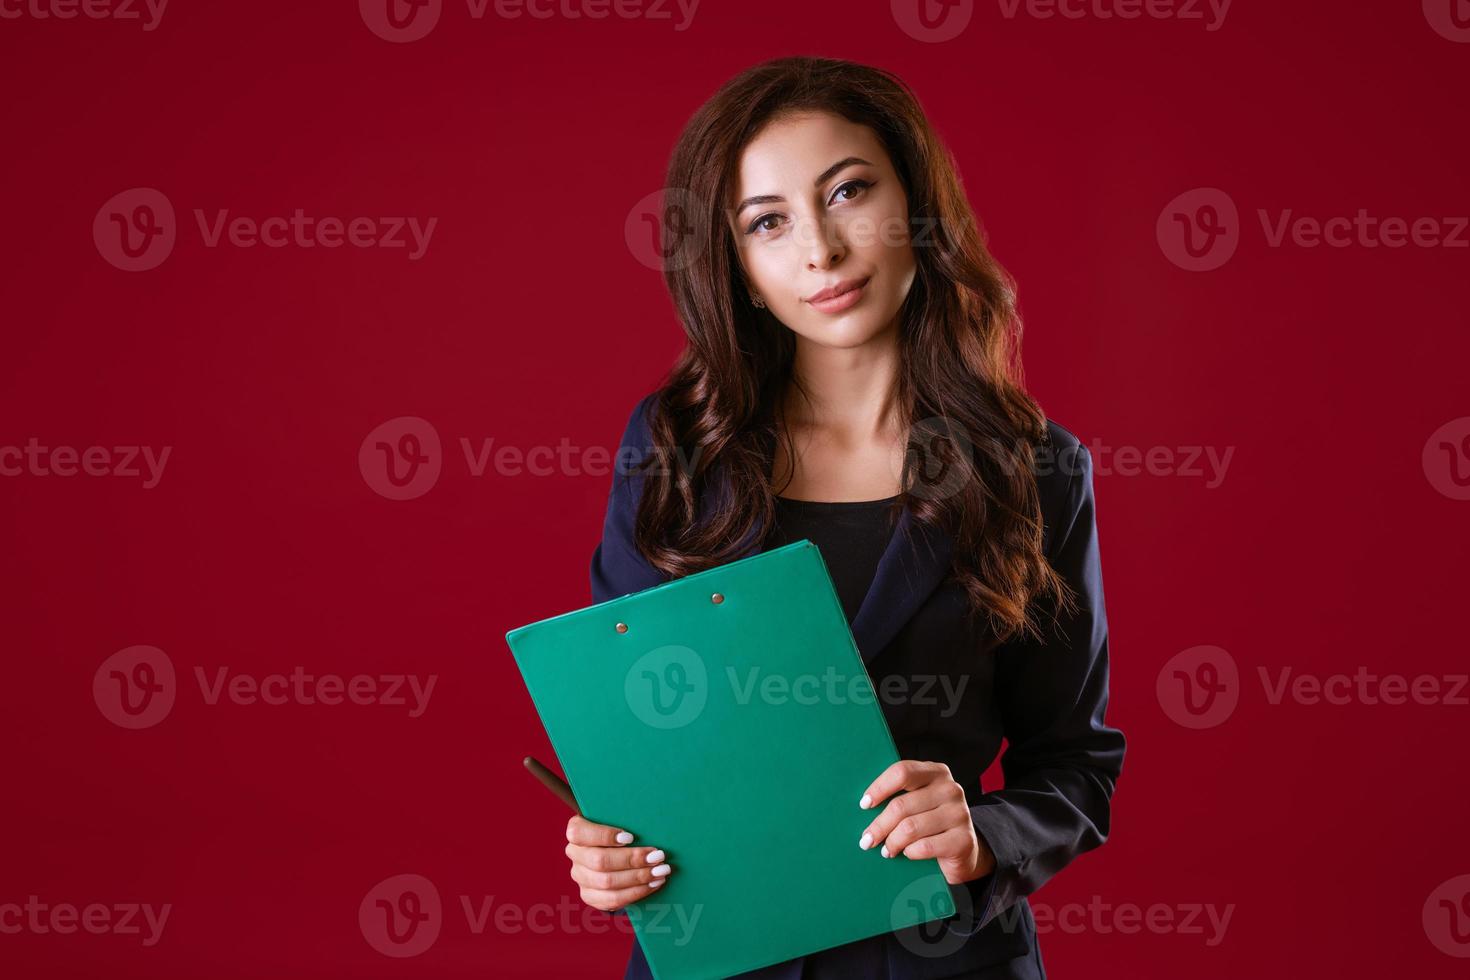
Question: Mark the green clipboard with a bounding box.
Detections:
[505,539,956,980]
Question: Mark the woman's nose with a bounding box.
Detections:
[800,215,846,269]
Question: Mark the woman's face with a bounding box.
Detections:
[728,111,917,349]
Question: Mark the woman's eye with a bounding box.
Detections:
[831,179,872,204]
[745,180,871,236]
[747,214,782,235]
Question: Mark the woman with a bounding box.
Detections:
[567,56,1125,979]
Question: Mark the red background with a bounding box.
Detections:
[3,1,1468,976]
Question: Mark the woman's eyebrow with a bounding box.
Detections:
[733,156,874,215]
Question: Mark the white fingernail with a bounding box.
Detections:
[859,832,873,850]
[859,794,872,809]
[615,831,634,844]
[881,846,891,858]
[649,879,664,889]
[646,849,665,864]
[651,863,671,877]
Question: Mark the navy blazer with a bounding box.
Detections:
[590,393,1126,980]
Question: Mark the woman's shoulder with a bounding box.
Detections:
[620,389,659,432]
[1040,418,1091,473]
[1034,418,1096,548]
[609,390,663,467]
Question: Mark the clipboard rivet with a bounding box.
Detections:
[710,592,724,604]
[615,621,628,633]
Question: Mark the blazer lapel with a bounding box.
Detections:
[713,467,956,665]
[847,506,954,663]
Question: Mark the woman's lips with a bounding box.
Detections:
[806,276,870,314]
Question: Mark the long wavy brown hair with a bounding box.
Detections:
[631,55,1076,645]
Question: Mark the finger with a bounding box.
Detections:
[857,782,953,852]
[570,858,673,893]
[880,803,969,858]
[897,824,973,864]
[859,760,950,811]
[567,814,636,847]
[582,878,667,913]
[566,841,668,872]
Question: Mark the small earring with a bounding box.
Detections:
[749,293,766,308]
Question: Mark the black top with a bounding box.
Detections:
[764,493,902,624]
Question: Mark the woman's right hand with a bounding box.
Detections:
[565,815,673,912]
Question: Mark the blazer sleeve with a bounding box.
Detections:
[590,392,669,605]
[951,441,1127,934]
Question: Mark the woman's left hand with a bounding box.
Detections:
[858,760,996,886]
